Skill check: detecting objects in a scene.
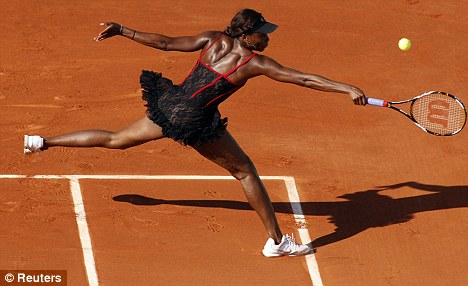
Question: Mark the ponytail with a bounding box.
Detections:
[224,9,262,38]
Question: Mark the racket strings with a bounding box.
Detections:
[411,92,466,135]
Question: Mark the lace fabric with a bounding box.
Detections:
[140,70,228,146]
[140,34,255,146]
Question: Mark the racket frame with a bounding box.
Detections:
[367,91,467,136]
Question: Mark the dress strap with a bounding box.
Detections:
[200,34,224,58]
[224,54,256,77]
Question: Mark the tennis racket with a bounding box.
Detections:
[366,91,466,136]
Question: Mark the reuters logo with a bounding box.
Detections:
[4,273,14,283]
[1,271,67,285]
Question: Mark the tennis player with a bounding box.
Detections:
[24,9,366,257]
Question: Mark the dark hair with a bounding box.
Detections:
[224,9,264,37]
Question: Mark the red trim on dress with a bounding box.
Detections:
[179,60,200,86]
[224,54,256,77]
[181,33,257,101]
[192,53,256,99]
[199,34,224,59]
[179,34,224,86]
[198,60,240,86]
[190,75,224,98]
[205,87,241,107]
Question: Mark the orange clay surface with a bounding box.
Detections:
[1,1,467,285]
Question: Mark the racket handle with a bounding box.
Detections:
[367,98,388,107]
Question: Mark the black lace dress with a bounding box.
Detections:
[140,34,255,146]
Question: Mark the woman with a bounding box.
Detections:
[24,9,366,257]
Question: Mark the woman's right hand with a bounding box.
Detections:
[94,22,122,42]
[348,86,367,106]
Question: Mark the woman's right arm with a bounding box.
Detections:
[94,22,218,52]
[250,55,367,105]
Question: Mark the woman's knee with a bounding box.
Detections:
[230,157,258,180]
[107,133,132,149]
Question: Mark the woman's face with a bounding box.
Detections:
[246,32,269,51]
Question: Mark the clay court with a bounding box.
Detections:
[1,0,467,285]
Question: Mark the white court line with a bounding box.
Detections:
[0,174,290,180]
[0,174,323,286]
[69,178,99,286]
[284,178,323,286]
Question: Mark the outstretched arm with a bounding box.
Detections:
[94,22,217,52]
[251,55,366,105]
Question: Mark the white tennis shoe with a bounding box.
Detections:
[262,234,311,257]
[24,135,44,154]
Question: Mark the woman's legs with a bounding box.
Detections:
[193,131,283,243]
[44,116,164,150]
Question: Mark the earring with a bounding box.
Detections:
[246,39,256,50]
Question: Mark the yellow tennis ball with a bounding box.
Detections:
[398,38,411,51]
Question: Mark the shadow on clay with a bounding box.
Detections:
[113,182,467,248]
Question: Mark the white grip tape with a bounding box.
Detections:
[367,98,386,107]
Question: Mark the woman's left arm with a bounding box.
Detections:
[94,22,216,52]
[252,55,367,105]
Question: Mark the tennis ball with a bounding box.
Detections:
[398,38,411,51]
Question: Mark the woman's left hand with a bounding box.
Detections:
[94,22,122,42]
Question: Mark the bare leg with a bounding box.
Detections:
[44,116,164,150]
[193,131,283,243]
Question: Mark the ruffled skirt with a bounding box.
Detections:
[140,70,227,146]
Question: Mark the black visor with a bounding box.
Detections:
[244,16,278,35]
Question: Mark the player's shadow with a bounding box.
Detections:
[113,182,467,248]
